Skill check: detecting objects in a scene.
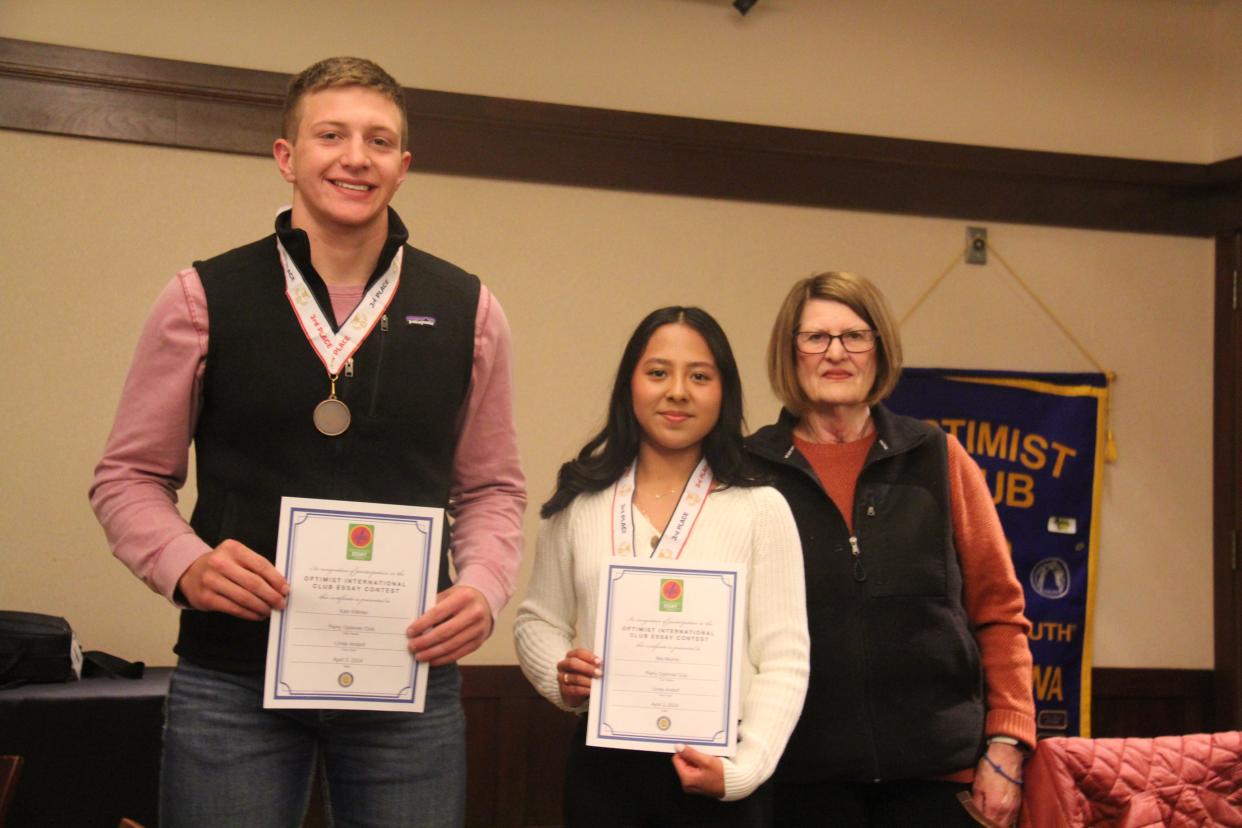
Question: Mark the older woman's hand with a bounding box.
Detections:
[972,741,1025,826]
[556,648,600,707]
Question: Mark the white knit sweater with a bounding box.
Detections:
[514,483,809,801]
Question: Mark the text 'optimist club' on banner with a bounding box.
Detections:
[887,367,1108,738]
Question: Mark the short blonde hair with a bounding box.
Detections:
[283,57,408,151]
[766,271,904,413]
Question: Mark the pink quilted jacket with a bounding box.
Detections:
[1020,732,1242,827]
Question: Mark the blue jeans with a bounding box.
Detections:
[160,659,465,828]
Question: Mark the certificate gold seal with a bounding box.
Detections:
[338,672,354,688]
[656,716,671,731]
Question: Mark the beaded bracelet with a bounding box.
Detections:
[982,752,1024,786]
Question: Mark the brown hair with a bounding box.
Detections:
[766,271,904,413]
[282,57,408,150]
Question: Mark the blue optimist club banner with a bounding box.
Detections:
[887,367,1108,738]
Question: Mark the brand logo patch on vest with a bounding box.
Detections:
[347,524,375,561]
[659,579,683,612]
[406,315,436,326]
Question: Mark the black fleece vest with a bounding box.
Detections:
[179,235,479,672]
[746,406,984,782]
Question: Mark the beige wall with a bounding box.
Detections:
[0,1,1229,671]
[0,129,1216,670]
[1214,0,1242,159]
[2,0,1238,162]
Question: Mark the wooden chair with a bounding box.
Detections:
[0,756,23,828]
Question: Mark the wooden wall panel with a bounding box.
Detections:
[454,666,1217,827]
[1091,667,1217,739]
[1214,232,1242,733]
[462,666,576,828]
[3,37,1240,236]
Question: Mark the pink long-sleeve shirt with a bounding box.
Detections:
[90,267,526,619]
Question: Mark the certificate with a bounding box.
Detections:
[263,496,442,712]
[586,559,745,755]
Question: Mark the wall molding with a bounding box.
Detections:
[3,37,1240,237]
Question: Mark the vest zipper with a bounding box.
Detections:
[369,314,388,415]
[768,428,886,779]
[849,535,866,582]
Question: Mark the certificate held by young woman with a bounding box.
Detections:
[587,558,745,756]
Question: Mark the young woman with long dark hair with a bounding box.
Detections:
[515,306,809,826]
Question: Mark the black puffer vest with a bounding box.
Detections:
[746,405,984,782]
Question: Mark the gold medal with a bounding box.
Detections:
[313,373,350,437]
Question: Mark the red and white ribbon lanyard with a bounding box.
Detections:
[611,458,713,559]
[275,235,401,435]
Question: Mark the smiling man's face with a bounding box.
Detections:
[274,86,412,238]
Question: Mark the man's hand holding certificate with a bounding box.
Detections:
[587,559,745,756]
[263,497,443,712]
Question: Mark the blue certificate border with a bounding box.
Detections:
[594,562,739,749]
[269,505,437,705]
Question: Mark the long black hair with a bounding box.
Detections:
[541,306,765,518]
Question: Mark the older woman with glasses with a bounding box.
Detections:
[745,272,1035,827]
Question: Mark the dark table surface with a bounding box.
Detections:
[0,667,172,827]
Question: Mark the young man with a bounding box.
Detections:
[90,57,526,826]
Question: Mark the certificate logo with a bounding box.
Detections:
[656,715,671,731]
[347,524,374,561]
[659,579,683,612]
[338,672,354,688]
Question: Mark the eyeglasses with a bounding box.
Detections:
[794,329,878,354]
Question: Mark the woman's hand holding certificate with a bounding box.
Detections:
[671,744,726,798]
[557,648,602,707]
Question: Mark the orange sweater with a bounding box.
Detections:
[794,432,1036,781]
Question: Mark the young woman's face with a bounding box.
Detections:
[630,323,723,458]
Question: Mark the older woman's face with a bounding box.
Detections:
[795,299,877,410]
